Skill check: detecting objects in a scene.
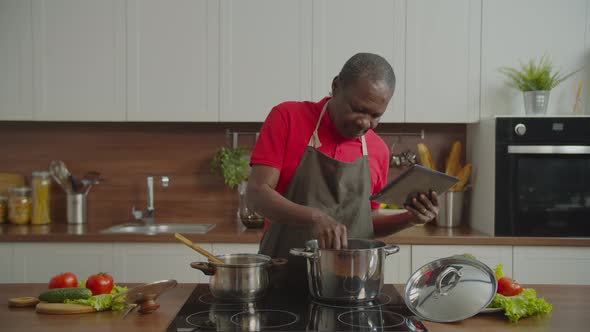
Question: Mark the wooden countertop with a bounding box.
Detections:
[1,222,589,246]
[1,283,588,332]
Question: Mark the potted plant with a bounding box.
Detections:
[498,55,580,115]
[211,147,264,228]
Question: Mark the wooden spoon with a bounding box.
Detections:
[174,233,224,264]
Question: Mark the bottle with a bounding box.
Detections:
[31,171,51,225]
[0,196,7,224]
[8,187,32,225]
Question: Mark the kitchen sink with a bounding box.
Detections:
[101,223,215,235]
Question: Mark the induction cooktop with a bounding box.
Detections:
[166,284,427,332]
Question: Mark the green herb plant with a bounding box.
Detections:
[498,55,581,91]
[211,147,251,189]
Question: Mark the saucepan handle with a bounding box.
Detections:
[384,245,400,256]
[289,248,316,259]
[190,262,216,276]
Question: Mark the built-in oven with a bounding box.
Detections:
[494,117,590,237]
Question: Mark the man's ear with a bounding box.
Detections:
[331,75,340,96]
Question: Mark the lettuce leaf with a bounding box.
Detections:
[65,284,128,311]
[489,288,553,322]
[494,263,504,279]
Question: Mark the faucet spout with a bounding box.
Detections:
[132,175,168,226]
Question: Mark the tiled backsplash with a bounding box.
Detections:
[0,122,465,229]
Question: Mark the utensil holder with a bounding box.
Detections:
[67,193,87,224]
[436,190,465,228]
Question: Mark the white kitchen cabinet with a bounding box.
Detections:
[0,0,33,120]
[0,243,14,283]
[112,243,212,283]
[480,0,588,117]
[12,243,115,283]
[219,0,312,122]
[312,0,405,123]
[383,244,412,284]
[513,246,590,285]
[126,0,219,122]
[405,0,481,123]
[31,0,125,121]
[411,245,513,277]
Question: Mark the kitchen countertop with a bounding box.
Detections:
[1,283,588,332]
[1,222,589,246]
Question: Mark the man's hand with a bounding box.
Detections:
[310,209,348,249]
[403,190,439,225]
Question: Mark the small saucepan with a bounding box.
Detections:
[191,253,287,302]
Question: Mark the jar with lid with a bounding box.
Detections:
[0,196,7,224]
[31,171,51,225]
[8,187,32,225]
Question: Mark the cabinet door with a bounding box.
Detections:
[32,0,125,121]
[113,243,213,283]
[0,0,33,120]
[12,243,114,282]
[0,243,14,282]
[406,0,481,123]
[411,245,513,277]
[513,246,590,285]
[312,0,405,123]
[383,244,411,284]
[211,243,260,255]
[219,0,312,122]
[127,0,219,121]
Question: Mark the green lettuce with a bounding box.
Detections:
[65,284,128,311]
[489,289,553,322]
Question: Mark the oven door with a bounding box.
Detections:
[496,145,590,237]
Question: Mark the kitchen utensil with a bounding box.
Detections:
[436,190,465,228]
[190,254,287,302]
[113,279,177,318]
[0,173,25,196]
[403,255,497,322]
[36,303,96,314]
[289,239,400,303]
[80,171,102,194]
[66,193,86,224]
[8,297,40,308]
[49,160,73,194]
[174,233,224,264]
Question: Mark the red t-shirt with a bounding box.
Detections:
[250,97,389,209]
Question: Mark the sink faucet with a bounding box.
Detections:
[132,176,169,225]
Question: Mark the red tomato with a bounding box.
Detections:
[86,273,114,295]
[497,276,523,296]
[48,272,78,289]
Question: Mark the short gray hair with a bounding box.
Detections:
[339,53,395,93]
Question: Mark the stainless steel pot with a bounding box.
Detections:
[289,239,400,303]
[191,253,287,302]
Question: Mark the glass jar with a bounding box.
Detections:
[31,171,51,225]
[0,196,7,224]
[8,187,32,225]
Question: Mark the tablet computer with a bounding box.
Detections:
[370,164,460,207]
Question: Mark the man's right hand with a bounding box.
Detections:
[310,209,348,249]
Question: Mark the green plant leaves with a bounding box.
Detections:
[211,147,251,189]
[498,55,581,91]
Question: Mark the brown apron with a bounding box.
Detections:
[259,102,374,287]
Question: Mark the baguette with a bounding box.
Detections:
[416,143,436,170]
[445,141,462,176]
[450,163,472,191]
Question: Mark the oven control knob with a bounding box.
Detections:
[514,123,527,136]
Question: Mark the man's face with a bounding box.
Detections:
[329,77,392,139]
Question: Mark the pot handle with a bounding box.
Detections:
[289,248,315,259]
[434,266,463,298]
[190,262,216,276]
[384,245,400,256]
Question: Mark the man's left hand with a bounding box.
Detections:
[403,191,439,225]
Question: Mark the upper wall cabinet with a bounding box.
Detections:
[32,0,126,121]
[126,0,219,122]
[219,0,312,122]
[405,0,481,123]
[312,0,406,123]
[0,0,33,120]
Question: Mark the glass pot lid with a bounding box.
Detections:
[403,256,497,323]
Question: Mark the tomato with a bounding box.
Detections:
[86,273,114,295]
[497,276,523,296]
[48,272,78,289]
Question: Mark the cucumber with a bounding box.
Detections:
[38,288,92,303]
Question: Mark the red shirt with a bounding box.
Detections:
[250,97,389,209]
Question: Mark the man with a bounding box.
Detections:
[247,53,438,283]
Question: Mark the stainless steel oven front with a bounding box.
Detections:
[494,117,590,237]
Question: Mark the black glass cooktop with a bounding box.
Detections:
[166,284,427,332]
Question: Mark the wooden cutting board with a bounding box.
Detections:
[36,303,96,314]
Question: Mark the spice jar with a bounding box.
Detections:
[8,187,32,225]
[31,171,51,225]
[0,196,7,224]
